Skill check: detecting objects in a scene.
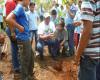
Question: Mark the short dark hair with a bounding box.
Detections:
[29,2,35,6]
[51,9,57,15]
[16,0,23,1]
[59,18,65,28]
[55,3,59,7]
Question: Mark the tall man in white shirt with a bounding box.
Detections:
[37,13,56,60]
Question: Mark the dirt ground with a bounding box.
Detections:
[0,38,78,80]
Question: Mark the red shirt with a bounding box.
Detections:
[5,0,16,16]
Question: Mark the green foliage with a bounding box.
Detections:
[32,0,52,11]
[32,0,78,11]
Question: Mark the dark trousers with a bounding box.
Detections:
[6,27,20,70]
[67,24,75,55]
[96,62,100,80]
[52,40,68,56]
[18,40,34,80]
[0,22,3,30]
[79,56,99,80]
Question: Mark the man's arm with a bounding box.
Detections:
[39,34,50,40]
[73,21,82,27]
[68,10,75,18]
[75,20,93,62]
[6,12,24,32]
[75,1,94,64]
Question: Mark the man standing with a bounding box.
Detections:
[75,0,100,80]
[26,2,39,50]
[65,0,77,56]
[5,0,21,74]
[73,0,83,49]
[6,0,34,79]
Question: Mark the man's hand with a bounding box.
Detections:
[49,33,54,39]
[10,32,16,41]
[74,54,81,66]
[60,42,64,47]
[39,33,54,40]
[19,26,24,32]
[73,21,81,27]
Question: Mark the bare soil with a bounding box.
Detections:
[0,39,78,80]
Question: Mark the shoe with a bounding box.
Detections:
[40,56,44,61]
[14,69,21,74]
[52,56,58,61]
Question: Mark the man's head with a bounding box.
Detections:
[44,13,50,25]
[57,18,65,31]
[17,0,30,7]
[55,3,59,8]
[69,0,74,5]
[13,0,17,3]
[51,9,57,19]
[29,2,35,12]
[61,5,64,10]
[78,0,82,8]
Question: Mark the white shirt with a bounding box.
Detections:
[38,21,55,35]
[26,11,39,30]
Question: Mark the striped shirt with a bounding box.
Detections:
[81,0,100,59]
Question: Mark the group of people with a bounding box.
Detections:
[0,0,100,80]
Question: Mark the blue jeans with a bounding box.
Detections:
[6,27,20,70]
[30,30,37,50]
[37,39,57,59]
[96,62,100,80]
[66,24,75,55]
[79,55,98,80]
[52,39,68,56]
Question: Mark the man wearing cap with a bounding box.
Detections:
[37,13,56,60]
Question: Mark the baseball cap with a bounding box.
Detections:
[44,13,50,18]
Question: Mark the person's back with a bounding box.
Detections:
[6,0,16,16]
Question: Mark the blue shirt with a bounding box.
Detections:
[74,9,83,34]
[65,4,77,25]
[13,4,30,41]
[0,7,3,22]
[26,11,38,30]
